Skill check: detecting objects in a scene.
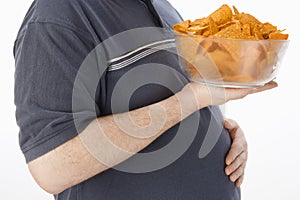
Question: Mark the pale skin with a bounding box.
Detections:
[28,81,277,194]
[224,118,248,187]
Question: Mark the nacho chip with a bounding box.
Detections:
[173,20,190,34]
[208,17,219,35]
[269,31,289,40]
[260,22,277,39]
[190,17,209,26]
[232,5,240,16]
[252,27,264,40]
[202,29,211,37]
[186,64,201,79]
[237,13,262,31]
[218,21,238,30]
[199,40,217,52]
[209,48,238,75]
[208,4,233,25]
[217,40,241,62]
[187,25,209,34]
[222,75,253,82]
[242,24,251,38]
[213,23,244,39]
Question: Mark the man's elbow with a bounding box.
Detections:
[25,134,109,194]
[28,160,69,195]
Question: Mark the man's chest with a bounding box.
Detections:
[83,0,186,115]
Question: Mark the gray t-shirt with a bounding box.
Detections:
[14,0,240,199]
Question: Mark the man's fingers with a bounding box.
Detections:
[223,118,248,186]
[250,81,278,94]
[229,163,246,182]
[225,81,277,102]
[235,174,244,187]
[225,142,245,165]
[225,87,254,101]
[225,151,247,175]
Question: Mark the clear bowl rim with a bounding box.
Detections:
[173,31,290,43]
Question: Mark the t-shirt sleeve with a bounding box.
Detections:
[14,22,99,163]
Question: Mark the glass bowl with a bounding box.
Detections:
[174,32,290,88]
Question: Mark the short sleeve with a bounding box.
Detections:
[14,22,97,163]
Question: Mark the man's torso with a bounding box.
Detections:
[15,0,240,199]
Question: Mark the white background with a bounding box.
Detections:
[0,0,299,199]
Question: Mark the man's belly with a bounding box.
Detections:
[73,106,240,200]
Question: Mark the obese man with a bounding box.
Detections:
[14,0,276,199]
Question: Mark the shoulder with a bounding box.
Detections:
[14,0,100,58]
[31,0,112,23]
[21,0,88,29]
[18,0,112,33]
[14,0,101,45]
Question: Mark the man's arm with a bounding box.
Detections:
[28,84,200,194]
[28,82,277,194]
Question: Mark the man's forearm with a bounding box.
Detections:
[28,87,202,194]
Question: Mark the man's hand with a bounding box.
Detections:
[185,81,278,108]
[224,119,248,187]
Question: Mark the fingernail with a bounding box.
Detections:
[226,159,231,165]
[230,176,236,182]
[268,81,278,88]
[226,170,230,175]
[225,167,232,174]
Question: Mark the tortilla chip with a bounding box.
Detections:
[208,17,219,35]
[232,5,240,16]
[187,25,209,33]
[260,22,277,39]
[208,4,233,25]
[190,17,209,26]
[252,27,264,40]
[269,31,289,40]
[213,23,244,39]
[173,20,190,34]
[242,24,251,37]
[222,75,253,82]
